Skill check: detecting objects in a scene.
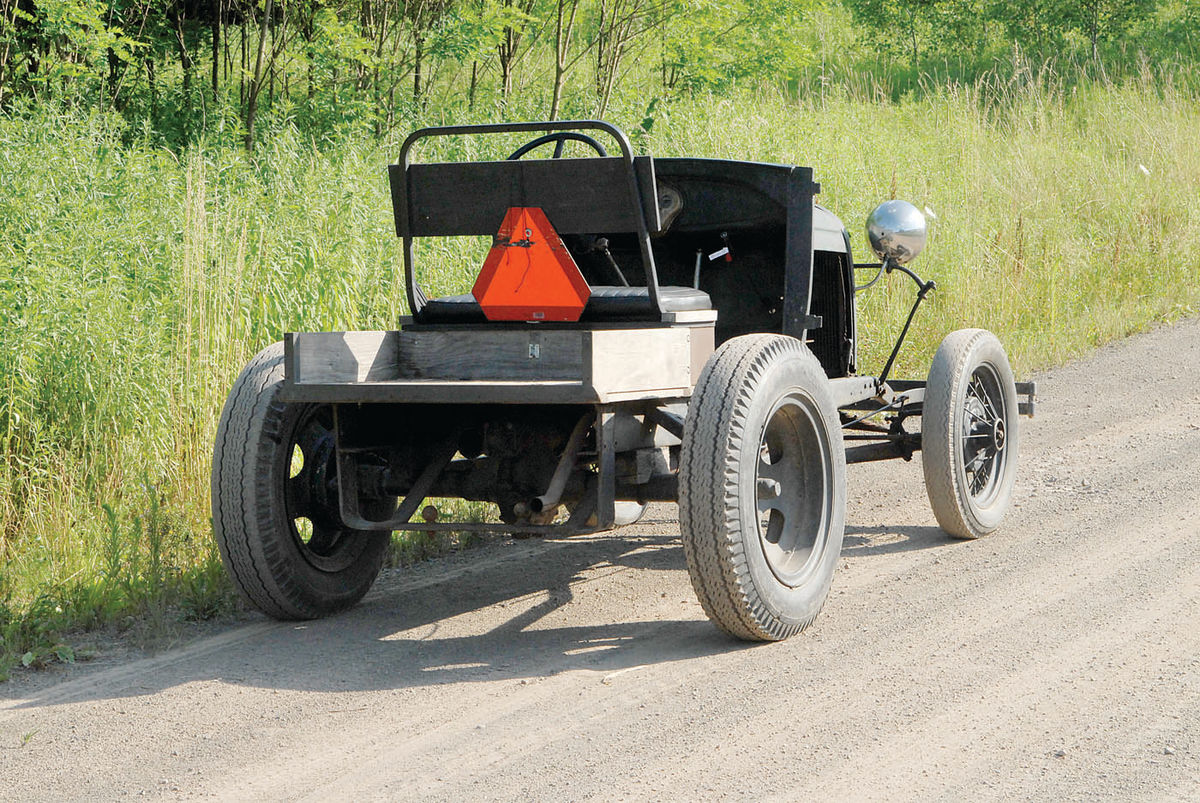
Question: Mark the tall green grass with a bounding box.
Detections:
[639,75,1200,373]
[2,74,1199,677]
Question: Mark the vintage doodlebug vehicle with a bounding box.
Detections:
[212,121,1036,641]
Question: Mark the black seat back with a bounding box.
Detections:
[389,156,661,238]
[393,121,675,322]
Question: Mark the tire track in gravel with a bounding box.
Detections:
[212,371,1200,801]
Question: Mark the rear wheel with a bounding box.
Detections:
[211,342,393,620]
[922,329,1019,539]
[679,335,846,641]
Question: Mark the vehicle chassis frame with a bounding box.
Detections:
[278,323,1034,539]
[277,119,1035,540]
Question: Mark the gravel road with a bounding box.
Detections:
[3,319,1198,801]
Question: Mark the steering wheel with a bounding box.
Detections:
[507,132,609,160]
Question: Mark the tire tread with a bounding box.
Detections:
[680,335,843,641]
[212,342,384,620]
[921,328,1019,539]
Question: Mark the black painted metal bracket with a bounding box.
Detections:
[877,260,937,390]
[782,166,820,342]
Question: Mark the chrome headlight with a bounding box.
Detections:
[866,200,927,265]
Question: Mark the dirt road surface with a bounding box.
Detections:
[3,319,1199,801]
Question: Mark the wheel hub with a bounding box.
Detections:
[757,477,782,500]
[992,418,1006,451]
[306,435,337,513]
[282,405,368,573]
[754,392,832,588]
[960,365,1009,501]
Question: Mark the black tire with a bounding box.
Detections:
[921,329,1019,539]
[211,342,392,620]
[679,335,846,641]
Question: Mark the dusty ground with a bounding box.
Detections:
[2,319,1198,801]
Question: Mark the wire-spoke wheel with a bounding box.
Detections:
[922,329,1020,539]
[680,335,846,642]
[212,342,394,620]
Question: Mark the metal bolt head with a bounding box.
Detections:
[757,478,782,500]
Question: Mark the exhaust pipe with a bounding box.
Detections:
[529,413,592,514]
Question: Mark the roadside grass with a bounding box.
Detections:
[639,73,1200,376]
[2,72,1199,679]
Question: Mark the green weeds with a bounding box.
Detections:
[384,499,491,568]
[1,480,237,676]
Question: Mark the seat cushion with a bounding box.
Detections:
[581,286,711,321]
[417,286,711,324]
[420,293,488,323]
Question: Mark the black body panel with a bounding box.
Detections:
[393,123,853,377]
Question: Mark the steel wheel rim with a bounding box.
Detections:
[281,404,365,573]
[960,363,1009,505]
[754,391,833,588]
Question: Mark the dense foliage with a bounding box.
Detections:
[1,0,1196,147]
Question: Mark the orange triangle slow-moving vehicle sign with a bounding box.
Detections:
[472,207,591,321]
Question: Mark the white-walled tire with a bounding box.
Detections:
[922,329,1019,539]
[679,335,846,641]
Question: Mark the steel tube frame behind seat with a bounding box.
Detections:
[394,120,665,319]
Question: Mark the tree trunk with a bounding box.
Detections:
[499,28,515,98]
[268,16,275,107]
[413,34,423,104]
[173,11,194,138]
[239,17,246,109]
[211,0,220,102]
[595,0,608,99]
[147,56,157,128]
[0,0,19,109]
[107,47,121,112]
[549,0,579,120]
[593,0,629,118]
[299,8,313,101]
[908,6,918,73]
[244,0,275,151]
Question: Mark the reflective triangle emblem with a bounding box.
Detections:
[472,207,591,322]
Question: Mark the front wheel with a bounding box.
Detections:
[679,335,846,641]
[921,329,1020,539]
[211,342,393,619]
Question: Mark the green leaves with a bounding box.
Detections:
[428,0,538,62]
[0,0,1193,144]
[662,0,819,91]
[843,0,1168,70]
[19,0,144,94]
[18,643,74,668]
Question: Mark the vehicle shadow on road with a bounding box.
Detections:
[841,524,957,557]
[10,530,745,708]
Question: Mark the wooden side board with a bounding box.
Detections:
[283,322,714,405]
[588,328,693,402]
[396,330,585,381]
[289,331,401,383]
